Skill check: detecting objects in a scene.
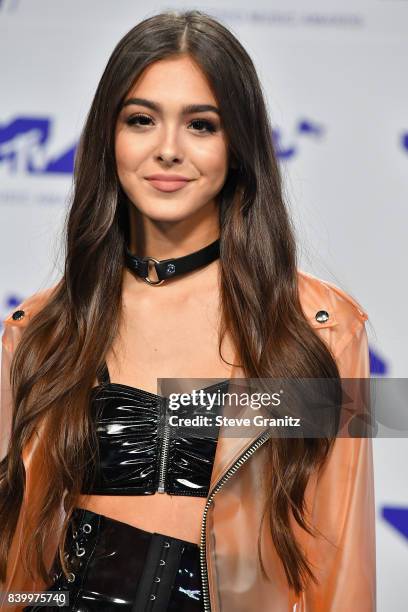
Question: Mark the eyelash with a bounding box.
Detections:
[125,113,217,134]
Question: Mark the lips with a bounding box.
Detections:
[145,175,193,193]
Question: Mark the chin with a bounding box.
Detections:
[132,199,206,223]
[145,209,200,224]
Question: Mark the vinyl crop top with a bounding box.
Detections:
[80,362,229,497]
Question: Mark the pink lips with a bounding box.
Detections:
[145,174,193,193]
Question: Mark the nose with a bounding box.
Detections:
[158,152,180,165]
[155,125,183,165]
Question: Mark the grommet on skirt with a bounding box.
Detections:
[22,507,204,612]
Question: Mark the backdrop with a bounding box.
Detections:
[0,1,407,609]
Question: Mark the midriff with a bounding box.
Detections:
[75,493,207,545]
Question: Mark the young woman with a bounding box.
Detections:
[0,10,375,612]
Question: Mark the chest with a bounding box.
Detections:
[106,288,237,395]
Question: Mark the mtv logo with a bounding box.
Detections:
[273,118,325,160]
[0,117,76,175]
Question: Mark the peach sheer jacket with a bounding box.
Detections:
[0,271,376,611]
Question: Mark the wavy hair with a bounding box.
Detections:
[0,10,339,594]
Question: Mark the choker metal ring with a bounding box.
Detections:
[142,257,164,286]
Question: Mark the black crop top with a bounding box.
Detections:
[81,362,229,497]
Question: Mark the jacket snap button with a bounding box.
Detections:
[315,310,329,323]
[67,572,76,582]
[12,310,25,320]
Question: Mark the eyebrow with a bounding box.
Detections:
[121,97,220,116]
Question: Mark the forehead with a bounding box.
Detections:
[125,55,217,104]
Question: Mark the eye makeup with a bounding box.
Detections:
[124,113,219,134]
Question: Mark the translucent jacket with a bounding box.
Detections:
[0,271,376,611]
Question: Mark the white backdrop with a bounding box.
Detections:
[0,1,407,609]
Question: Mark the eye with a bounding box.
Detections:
[124,114,217,134]
[125,113,152,127]
[188,119,217,134]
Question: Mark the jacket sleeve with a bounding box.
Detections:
[0,322,49,611]
[0,335,13,463]
[301,318,376,611]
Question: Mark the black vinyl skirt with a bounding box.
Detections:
[23,507,204,612]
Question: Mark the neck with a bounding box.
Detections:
[127,200,220,259]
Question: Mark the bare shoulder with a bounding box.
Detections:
[297,269,368,356]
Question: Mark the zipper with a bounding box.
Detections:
[157,381,226,493]
[157,396,171,493]
[199,429,271,612]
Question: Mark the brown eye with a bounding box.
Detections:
[189,119,217,133]
[126,114,153,127]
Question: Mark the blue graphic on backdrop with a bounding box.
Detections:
[297,119,325,137]
[4,294,24,311]
[402,131,408,153]
[382,506,408,540]
[0,0,20,13]
[273,119,325,159]
[0,293,24,331]
[0,118,76,174]
[369,347,388,375]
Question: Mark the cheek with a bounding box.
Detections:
[194,139,229,176]
[115,133,143,172]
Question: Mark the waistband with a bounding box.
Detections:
[48,507,203,611]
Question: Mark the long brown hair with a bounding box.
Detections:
[0,10,339,594]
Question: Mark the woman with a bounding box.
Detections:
[0,10,375,612]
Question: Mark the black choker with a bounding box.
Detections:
[124,238,220,286]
